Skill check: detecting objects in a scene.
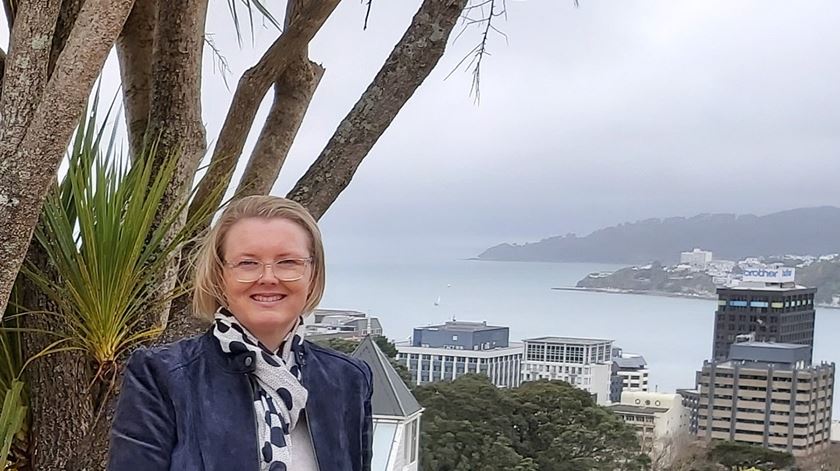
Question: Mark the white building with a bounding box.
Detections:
[352,336,423,471]
[396,342,522,388]
[614,353,649,392]
[522,337,614,405]
[306,308,383,340]
[832,420,840,442]
[608,391,690,467]
[680,248,713,271]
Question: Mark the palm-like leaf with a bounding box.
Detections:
[21,105,211,366]
[225,0,282,45]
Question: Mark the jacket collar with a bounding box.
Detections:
[201,328,310,373]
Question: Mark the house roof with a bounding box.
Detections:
[351,336,422,418]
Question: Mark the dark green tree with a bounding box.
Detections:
[414,375,528,471]
[415,376,649,471]
[510,380,649,471]
[707,441,794,471]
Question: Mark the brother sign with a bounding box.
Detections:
[742,267,796,284]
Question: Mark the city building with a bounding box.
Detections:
[614,352,650,392]
[306,308,383,341]
[396,321,522,388]
[352,336,423,471]
[676,388,700,436]
[608,391,690,467]
[697,342,834,457]
[712,267,816,362]
[832,421,840,442]
[681,248,713,270]
[522,337,613,405]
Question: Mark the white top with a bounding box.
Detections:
[290,415,319,471]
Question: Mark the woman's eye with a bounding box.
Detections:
[276,260,299,267]
[237,260,259,267]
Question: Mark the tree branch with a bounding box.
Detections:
[116,0,157,160]
[49,0,85,76]
[187,0,340,227]
[2,0,14,31]
[287,0,469,220]
[235,57,324,198]
[0,47,5,91]
[0,0,136,318]
[234,0,324,198]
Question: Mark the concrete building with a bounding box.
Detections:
[697,342,834,457]
[681,248,713,270]
[608,391,690,467]
[522,337,613,405]
[352,336,423,471]
[712,267,816,362]
[614,353,650,391]
[832,421,840,442]
[676,388,700,436]
[306,308,383,341]
[396,321,522,388]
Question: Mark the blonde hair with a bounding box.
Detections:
[192,195,326,321]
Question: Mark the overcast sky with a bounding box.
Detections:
[14,1,840,254]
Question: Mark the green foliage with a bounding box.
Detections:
[20,98,209,367]
[317,337,360,355]
[707,441,794,471]
[0,381,25,471]
[414,376,650,471]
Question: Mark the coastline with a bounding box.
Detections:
[552,286,840,310]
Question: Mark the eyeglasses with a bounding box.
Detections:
[224,257,313,283]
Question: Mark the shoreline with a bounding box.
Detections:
[552,286,840,310]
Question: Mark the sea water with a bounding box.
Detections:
[321,245,840,418]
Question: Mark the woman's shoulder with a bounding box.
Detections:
[125,330,210,376]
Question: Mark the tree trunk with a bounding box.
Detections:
[142,0,208,332]
[188,0,340,229]
[116,0,157,159]
[20,237,97,471]
[288,0,468,220]
[0,0,64,317]
[235,57,324,197]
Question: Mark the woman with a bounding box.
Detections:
[109,196,373,471]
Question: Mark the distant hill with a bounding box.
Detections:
[477,207,840,265]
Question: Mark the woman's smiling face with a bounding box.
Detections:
[221,217,313,350]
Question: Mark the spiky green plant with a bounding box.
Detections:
[0,380,26,471]
[20,101,212,368]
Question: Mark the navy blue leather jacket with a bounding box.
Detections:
[108,330,373,470]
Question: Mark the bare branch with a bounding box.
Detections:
[188,0,340,227]
[364,0,373,30]
[2,0,14,31]
[0,47,5,91]
[49,0,85,76]
[116,0,157,160]
[235,57,324,198]
[287,0,469,219]
[447,0,508,103]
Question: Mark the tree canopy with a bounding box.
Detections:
[414,376,650,471]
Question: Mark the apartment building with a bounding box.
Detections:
[522,336,613,405]
[698,342,834,457]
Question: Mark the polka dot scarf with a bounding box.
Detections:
[213,308,308,471]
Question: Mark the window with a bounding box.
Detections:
[404,419,418,463]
